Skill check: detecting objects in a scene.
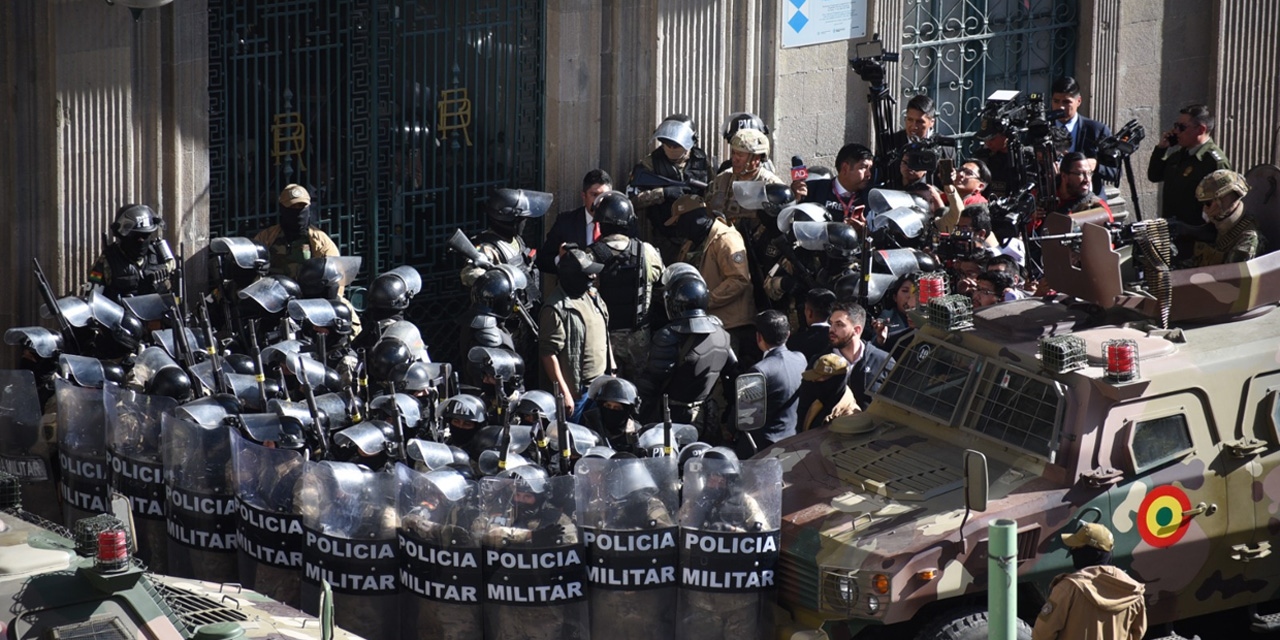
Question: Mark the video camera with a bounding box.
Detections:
[902,136,959,172]
[975,90,1066,148]
[1096,119,1146,167]
[848,37,898,89]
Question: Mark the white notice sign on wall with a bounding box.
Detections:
[782,0,869,49]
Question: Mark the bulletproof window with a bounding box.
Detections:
[1130,414,1194,473]
[44,616,131,640]
[964,365,1063,458]
[877,340,980,424]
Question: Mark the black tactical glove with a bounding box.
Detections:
[531,523,564,546]
[662,185,691,201]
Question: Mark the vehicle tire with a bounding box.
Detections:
[914,605,1033,640]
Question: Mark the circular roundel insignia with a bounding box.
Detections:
[1137,485,1192,547]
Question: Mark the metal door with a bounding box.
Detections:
[208,0,545,363]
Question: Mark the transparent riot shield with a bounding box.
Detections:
[161,413,238,582]
[395,463,483,639]
[55,378,109,527]
[298,460,400,640]
[105,384,177,571]
[676,457,783,640]
[576,456,680,639]
[0,370,57,521]
[480,471,589,640]
[230,429,305,607]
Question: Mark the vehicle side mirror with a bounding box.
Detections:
[963,449,988,512]
[734,373,768,432]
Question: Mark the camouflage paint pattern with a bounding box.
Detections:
[766,280,1280,637]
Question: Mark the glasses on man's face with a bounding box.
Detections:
[975,289,997,297]
[957,169,979,179]
[1173,122,1190,132]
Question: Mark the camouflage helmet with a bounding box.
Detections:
[1195,169,1249,202]
[730,128,770,156]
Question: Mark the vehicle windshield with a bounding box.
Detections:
[877,341,980,425]
[877,339,1063,458]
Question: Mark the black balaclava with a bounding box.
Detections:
[119,233,150,260]
[279,204,312,239]
[678,208,715,245]
[1070,545,1112,570]
[598,406,631,437]
[489,214,527,242]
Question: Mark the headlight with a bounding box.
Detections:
[820,569,858,613]
[836,575,856,605]
[866,594,880,615]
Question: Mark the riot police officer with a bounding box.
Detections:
[353,266,422,351]
[628,115,712,264]
[582,375,644,454]
[458,188,550,300]
[588,191,664,381]
[636,272,736,432]
[88,204,176,300]
[441,393,488,456]
[456,268,518,385]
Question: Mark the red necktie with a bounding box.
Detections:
[592,221,600,243]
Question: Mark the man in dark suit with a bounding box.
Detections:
[747,310,807,446]
[536,169,618,275]
[828,300,893,409]
[787,288,836,365]
[791,143,875,232]
[1050,77,1117,196]
[878,94,956,189]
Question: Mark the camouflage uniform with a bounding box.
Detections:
[252,225,340,280]
[704,166,786,223]
[594,495,676,639]
[1194,214,1264,266]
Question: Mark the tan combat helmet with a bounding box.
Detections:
[1194,169,1249,202]
[729,128,771,157]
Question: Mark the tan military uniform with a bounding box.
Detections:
[679,219,755,330]
[1033,565,1146,640]
[705,166,785,222]
[252,226,340,280]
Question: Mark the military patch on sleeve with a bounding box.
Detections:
[732,251,746,264]
[1039,601,1054,616]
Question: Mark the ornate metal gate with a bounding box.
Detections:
[900,0,1078,144]
[208,0,544,362]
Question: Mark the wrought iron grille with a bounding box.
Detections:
[208,0,545,363]
[900,0,1078,148]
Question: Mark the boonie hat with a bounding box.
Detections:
[665,195,709,227]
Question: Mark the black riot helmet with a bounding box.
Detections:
[209,237,270,289]
[515,390,557,426]
[329,300,354,336]
[505,464,550,503]
[721,112,770,143]
[701,446,742,479]
[471,269,516,318]
[146,366,193,401]
[112,204,162,239]
[443,394,488,425]
[272,275,303,300]
[297,259,344,299]
[826,223,861,262]
[592,191,636,236]
[664,274,710,320]
[369,338,413,383]
[367,266,423,312]
[483,188,552,240]
[588,375,639,408]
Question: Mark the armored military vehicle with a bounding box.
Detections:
[769,211,1280,639]
[0,475,356,640]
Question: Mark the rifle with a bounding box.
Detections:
[167,309,209,398]
[197,299,228,394]
[662,394,674,457]
[496,377,511,472]
[32,258,82,353]
[387,382,408,463]
[247,319,269,408]
[556,386,570,475]
[174,242,188,319]
[626,168,708,193]
[299,362,329,458]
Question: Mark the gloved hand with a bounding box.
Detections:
[662,185,691,200]
[531,523,564,546]
[634,188,664,208]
